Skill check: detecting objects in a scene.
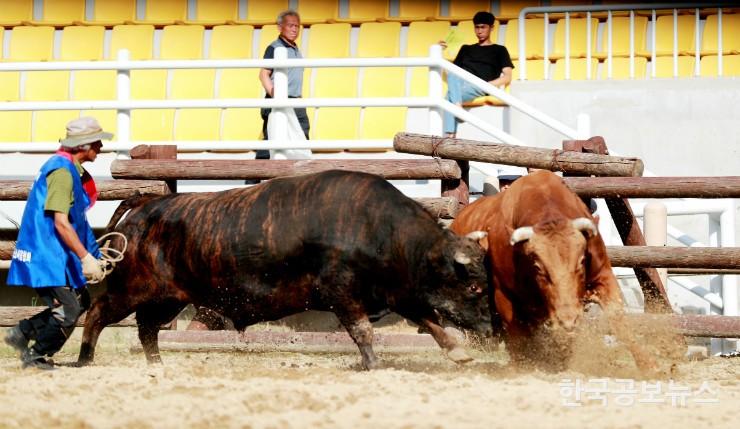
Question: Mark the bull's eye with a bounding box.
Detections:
[469,284,483,295]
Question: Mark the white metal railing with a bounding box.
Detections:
[518,2,736,80]
[0,45,587,153]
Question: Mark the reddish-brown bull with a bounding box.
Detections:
[451,170,655,371]
[77,170,492,369]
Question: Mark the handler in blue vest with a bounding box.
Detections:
[4,117,111,370]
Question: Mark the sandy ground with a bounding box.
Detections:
[0,326,738,429]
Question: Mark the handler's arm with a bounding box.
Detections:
[489,67,513,88]
[53,212,89,259]
[259,68,274,97]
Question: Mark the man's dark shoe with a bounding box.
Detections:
[4,326,29,353]
[21,348,55,371]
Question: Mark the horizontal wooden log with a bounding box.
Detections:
[394,132,644,177]
[0,306,136,327]
[111,159,461,181]
[607,246,740,269]
[624,314,740,338]
[0,180,170,201]
[415,197,460,219]
[563,176,740,198]
[667,268,740,275]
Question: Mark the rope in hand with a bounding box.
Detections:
[88,231,128,285]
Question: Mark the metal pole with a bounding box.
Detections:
[644,202,668,287]
[271,47,289,142]
[116,49,131,145]
[720,199,738,352]
[428,44,444,136]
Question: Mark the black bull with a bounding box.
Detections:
[78,170,491,369]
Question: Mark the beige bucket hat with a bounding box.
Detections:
[59,116,114,147]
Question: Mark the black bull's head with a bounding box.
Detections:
[422,230,493,336]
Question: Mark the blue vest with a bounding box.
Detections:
[7,155,101,289]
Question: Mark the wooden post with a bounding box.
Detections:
[394,133,644,177]
[129,144,178,193]
[562,137,671,313]
[441,161,469,206]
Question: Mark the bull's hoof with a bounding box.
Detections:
[361,358,380,370]
[447,346,474,364]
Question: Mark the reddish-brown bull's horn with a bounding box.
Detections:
[571,218,598,238]
[465,231,487,241]
[510,227,534,245]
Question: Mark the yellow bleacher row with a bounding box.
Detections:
[1,12,739,143]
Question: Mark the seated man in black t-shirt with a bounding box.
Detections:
[441,11,514,137]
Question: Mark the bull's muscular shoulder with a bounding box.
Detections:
[450,196,500,235]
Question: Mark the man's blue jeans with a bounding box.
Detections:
[443,74,486,135]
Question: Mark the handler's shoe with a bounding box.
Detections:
[21,348,55,371]
[3,326,28,353]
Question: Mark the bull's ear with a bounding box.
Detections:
[465,230,489,251]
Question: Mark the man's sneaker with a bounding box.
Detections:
[21,348,55,371]
[3,326,28,353]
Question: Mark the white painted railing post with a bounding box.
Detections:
[428,44,444,136]
[116,49,131,145]
[270,47,289,142]
[644,202,668,287]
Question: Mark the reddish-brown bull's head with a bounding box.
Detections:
[509,217,598,335]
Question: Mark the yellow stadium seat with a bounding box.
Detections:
[552,58,598,80]
[338,0,388,23]
[131,110,175,141]
[307,23,351,58]
[175,109,221,140]
[441,0,491,21]
[313,67,359,140]
[361,68,405,97]
[389,0,440,21]
[171,70,216,99]
[504,18,546,60]
[653,14,697,56]
[186,0,238,25]
[298,0,339,24]
[0,0,33,26]
[0,112,32,142]
[222,109,263,140]
[33,111,80,142]
[700,55,740,77]
[25,71,70,101]
[653,56,695,78]
[360,107,406,140]
[61,26,105,60]
[210,25,254,59]
[131,70,167,99]
[109,25,155,60]
[444,20,491,61]
[603,56,647,79]
[161,25,205,59]
[29,0,85,26]
[218,69,262,98]
[512,59,547,80]
[551,17,598,59]
[500,1,541,20]
[258,25,302,57]
[9,26,55,61]
[83,0,137,26]
[0,72,20,101]
[407,21,450,56]
[134,0,188,25]
[702,14,740,55]
[357,22,401,57]
[81,110,117,140]
[596,16,648,58]
[73,70,117,100]
[239,1,289,25]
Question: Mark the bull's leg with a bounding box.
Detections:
[419,317,474,364]
[77,294,136,366]
[588,278,658,373]
[136,301,186,364]
[334,310,378,370]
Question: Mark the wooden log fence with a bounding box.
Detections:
[0,179,170,201]
[393,133,645,177]
[110,159,462,181]
[562,176,740,199]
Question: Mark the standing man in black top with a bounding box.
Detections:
[441,11,514,137]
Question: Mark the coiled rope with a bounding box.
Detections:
[88,231,128,284]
